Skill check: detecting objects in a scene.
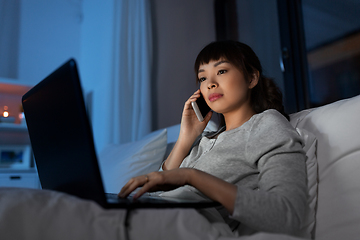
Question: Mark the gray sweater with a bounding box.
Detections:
[178,109,308,237]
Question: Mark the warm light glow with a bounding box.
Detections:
[3,106,9,118]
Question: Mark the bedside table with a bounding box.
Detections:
[0,169,40,189]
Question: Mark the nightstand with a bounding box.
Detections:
[0,169,40,189]
[0,81,40,189]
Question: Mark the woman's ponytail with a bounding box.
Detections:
[251,76,289,120]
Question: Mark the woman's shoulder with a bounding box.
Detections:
[252,109,290,127]
[258,109,288,121]
[246,109,302,151]
[250,109,295,135]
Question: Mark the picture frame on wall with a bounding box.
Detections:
[0,145,32,169]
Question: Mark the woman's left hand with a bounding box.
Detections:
[119,168,237,213]
[118,168,191,199]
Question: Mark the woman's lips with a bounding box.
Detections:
[208,93,223,102]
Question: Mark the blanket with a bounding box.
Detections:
[0,187,307,240]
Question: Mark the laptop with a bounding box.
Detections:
[22,59,218,209]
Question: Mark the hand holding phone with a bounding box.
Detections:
[191,93,211,122]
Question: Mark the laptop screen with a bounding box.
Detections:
[22,59,106,206]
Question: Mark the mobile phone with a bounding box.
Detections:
[191,93,211,122]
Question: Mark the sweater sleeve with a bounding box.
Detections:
[231,110,308,236]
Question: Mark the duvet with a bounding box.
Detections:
[0,187,306,240]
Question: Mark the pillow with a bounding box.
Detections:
[291,95,360,240]
[295,128,318,239]
[99,129,167,193]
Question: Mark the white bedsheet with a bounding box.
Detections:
[0,187,307,240]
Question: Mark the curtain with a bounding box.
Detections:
[110,0,153,144]
[0,0,20,79]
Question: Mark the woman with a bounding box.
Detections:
[119,40,308,237]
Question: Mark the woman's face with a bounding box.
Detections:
[198,59,257,115]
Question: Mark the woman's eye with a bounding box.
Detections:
[218,69,227,75]
[199,77,206,82]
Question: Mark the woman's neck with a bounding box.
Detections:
[223,106,255,131]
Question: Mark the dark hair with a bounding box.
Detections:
[194,40,289,120]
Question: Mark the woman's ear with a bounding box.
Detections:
[249,71,259,89]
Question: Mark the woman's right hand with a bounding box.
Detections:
[179,89,212,142]
[162,90,212,171]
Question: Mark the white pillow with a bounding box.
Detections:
[295,128,318,238]
[99,129,167,193]
[291,95,360,240]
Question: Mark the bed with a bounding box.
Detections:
[1,94,360,240]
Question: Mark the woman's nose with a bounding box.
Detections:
[207,81,218,89]
[207,76,218,89]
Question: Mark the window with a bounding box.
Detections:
[303,0,360,107]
